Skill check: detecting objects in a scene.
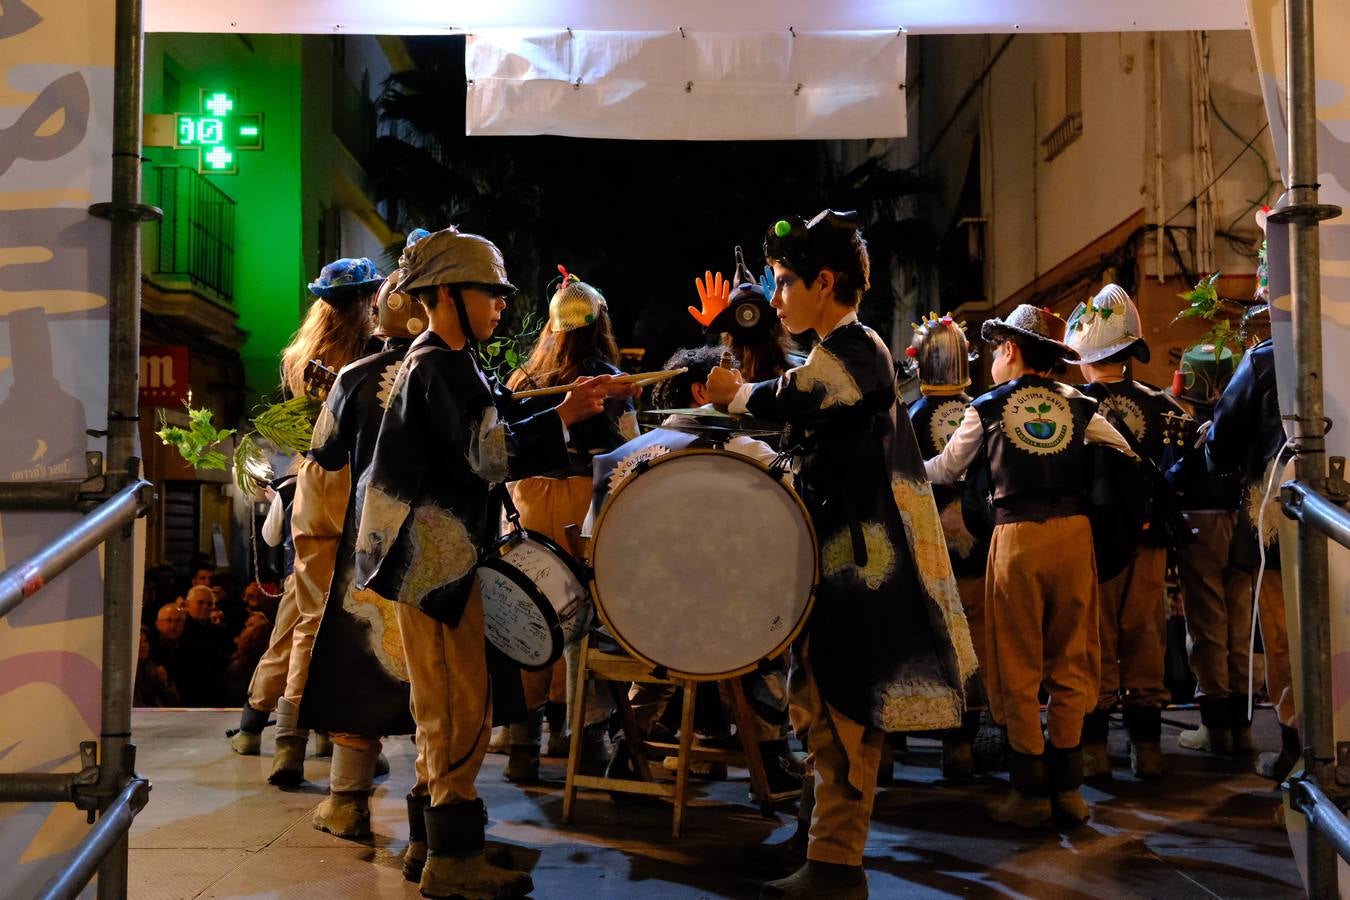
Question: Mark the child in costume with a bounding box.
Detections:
[498,267,637,783]
[706,210,976,899]
[230,258,381,785]
[904,313,992,777]
[354,227,626,899]
[925,304,1134,828]
[1066,284,1194,779]
[690,246,804,381]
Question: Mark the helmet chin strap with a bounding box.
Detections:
[449,284,478,353]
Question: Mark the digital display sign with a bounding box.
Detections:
[174,90,264,174]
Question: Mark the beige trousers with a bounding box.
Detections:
[397,588,492,807]
[1096,544,1170,709]
[788,639,884,867]
[984,516,1101,754]
[281,460,349,707]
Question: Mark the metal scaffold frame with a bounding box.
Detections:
[0,0,159,897]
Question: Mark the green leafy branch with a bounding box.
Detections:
[479,308,544,382]
[1174,272,1247,361]
[156,405,234,470]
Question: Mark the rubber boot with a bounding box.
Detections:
[1124,707,1164,778]
[544,701,569,757]
[504,709,542,784]
[1048,743,1090,828]
[420,800,532,899]
[988,750,1051,828]
[313,733,333,757]
[227,704,270,755]
[760,860,868,899]
[941,711,982,779]
[268,698,309,786]
[314,743,379,839]
[746,772,812,874]
[487,725,509,755]
[1256,724,1302,784]
[403,794,430,882]
[578,721,610,776]
[1081,708,1111,779]
[756,739,804,796]
[1179,696,1233,755]
[1228,694,1256,753]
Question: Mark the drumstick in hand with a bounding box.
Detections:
[511,368,688,400]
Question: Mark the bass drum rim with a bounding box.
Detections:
[480,528,590,671]
[588,447,818,681]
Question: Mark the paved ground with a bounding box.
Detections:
[127,707,1305,899]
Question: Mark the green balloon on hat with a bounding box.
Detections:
[774,220,792,237]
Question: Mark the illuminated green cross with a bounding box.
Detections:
[174,90,263,175]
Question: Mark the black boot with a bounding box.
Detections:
[1123,707,1163,778]
[226,703,270,755]
[755,739,804,796]
[941,711,982,779]
[988,750,1050,828]
[1048,744,1089,827]
[760,860,867,899]
[1228,694,1255,753]
[421,800,531,898]
[1256,724,1302,784]
[746,772,813,874]
[1081,708,1111,778]
[402,795,431,882]
[1179,696,1233,754]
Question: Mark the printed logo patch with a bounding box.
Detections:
[1101,394,1146,444]
[928,400,967,452]
[1000,386,1075,455]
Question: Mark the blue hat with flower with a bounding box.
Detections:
[308,257,383,302]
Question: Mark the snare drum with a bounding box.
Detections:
[590,448,817,680]
[478,529,592,669]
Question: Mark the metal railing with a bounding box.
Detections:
[148,164,237,302]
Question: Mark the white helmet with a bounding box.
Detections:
[1065,284,1149,364]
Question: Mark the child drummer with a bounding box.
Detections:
[706,211,976,900]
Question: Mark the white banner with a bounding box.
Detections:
[466,29,906,140]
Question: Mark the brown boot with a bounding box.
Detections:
[1081,709,1112,779]
[760,860,868,899]
[312,791,372,840]
[1124,707,1164,778]
[1049,743,1090,828]
[504,710,542,784]
[988,750,1051,828]
[403,795,430,882]
[268,735,308,786]
[420,801,532,899]
[544,701,569,757]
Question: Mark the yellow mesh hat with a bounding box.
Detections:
[548,264,607,332]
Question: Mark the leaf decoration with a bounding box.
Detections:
[1038,403,1051,413]
[254,396,323,455]
[233,433,274,499]
[155,404,233,470]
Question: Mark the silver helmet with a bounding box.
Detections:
[1065,283,1149,365]
[905,312,975,389]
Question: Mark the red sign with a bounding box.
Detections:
[139,345,190,406]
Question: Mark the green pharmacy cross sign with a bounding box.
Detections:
[174,90,263,175]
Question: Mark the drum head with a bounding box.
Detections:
[591,450,816,680]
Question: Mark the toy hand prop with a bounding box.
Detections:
[689,271,731,327]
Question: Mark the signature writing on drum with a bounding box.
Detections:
[769,615,783,632]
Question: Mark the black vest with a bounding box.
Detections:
[972,375,1096,523]
[909,391,991,575]
[1079,380,1193,473]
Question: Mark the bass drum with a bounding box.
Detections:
[590,448,817,681]
[478,529,591,670]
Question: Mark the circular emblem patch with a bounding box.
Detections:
[928,399,968,453]
[1101,394,1146,444]
[1000,386,1075,455]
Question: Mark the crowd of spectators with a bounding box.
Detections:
[134,556,281,708]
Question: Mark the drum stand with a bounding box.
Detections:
[561,632,801,837]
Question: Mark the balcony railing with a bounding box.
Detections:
[148,165,237,304]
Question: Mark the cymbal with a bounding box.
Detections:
[639,407,734,418]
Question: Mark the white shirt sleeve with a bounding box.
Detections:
[924,406,984,485]
[261,492,286,547]
[1086,412,1137,458]
[728,382,754,416]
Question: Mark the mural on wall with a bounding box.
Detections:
[0,0,114,894]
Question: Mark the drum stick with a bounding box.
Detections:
[511,368,688,399]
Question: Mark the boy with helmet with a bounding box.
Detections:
[706,210,976,899]
[904,313,992,777]
[1066,284,1195,779]
[354,227,626,899]
[925,304,1135,829]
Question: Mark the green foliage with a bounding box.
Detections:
[155,405,234,470]
[1175,272,1246,361]
[253,396,323,456]
[479,308,543,382]
[233,433,274,499]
